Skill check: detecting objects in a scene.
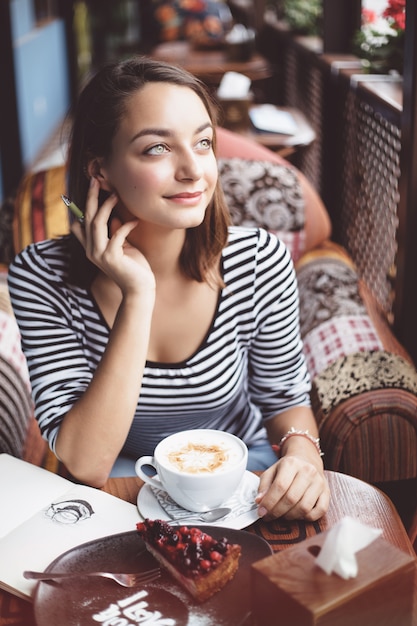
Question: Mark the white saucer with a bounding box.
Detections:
[137,470,260,530]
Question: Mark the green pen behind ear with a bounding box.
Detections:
[61,195,85,222]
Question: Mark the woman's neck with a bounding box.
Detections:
[131,228,185,278]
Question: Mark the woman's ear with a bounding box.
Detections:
[86,158,113,192]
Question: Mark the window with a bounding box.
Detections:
[34,0,58,22]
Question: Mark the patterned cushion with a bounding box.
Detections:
[302,316,383,381]
[296,246,383,379]
[0,356,33,458]
[0,270,31,390]
[218,158,306,261]
[297,245,417,484]
[313,350,417,419]
[297,252,365,337]
[0,267,13,316]
[0,269,34,458]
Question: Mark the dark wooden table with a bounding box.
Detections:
[1,471,415,625]
[150,40,272,88]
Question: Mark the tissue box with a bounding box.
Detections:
[217,93,253,130]
[251,531,416,626]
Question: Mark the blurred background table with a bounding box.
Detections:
[221,104,316,158]
[150,40,272,89]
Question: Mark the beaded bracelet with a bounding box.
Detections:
[273,427,324,458]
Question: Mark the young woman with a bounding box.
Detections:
[8,56,329,521]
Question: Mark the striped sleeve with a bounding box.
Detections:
[7,240,94,451]
[248,229,311,418]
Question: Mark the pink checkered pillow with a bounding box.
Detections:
[302,315,383,380]
[296,251,383,380]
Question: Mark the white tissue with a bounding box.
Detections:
[315,516,382,579]
[217,71,251,99]
[225,24,255,44]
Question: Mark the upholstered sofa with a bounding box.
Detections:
[1,127,417,545]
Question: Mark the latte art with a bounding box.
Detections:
[166,442,238,474]
[136,429,248,511]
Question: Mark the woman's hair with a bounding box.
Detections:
[67,55,230,287]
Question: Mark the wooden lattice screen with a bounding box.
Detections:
[283,47,323,193]
[338,87,402,320]
[281,41,403,322]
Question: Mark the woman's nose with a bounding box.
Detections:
[175,150,203,181]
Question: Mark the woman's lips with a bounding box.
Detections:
[165,191,204,204]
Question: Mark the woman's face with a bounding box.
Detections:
[98,82,218,231]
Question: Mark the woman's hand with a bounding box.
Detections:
[256,407,331,521]
[71,177,155,296]
[256,454,330,521]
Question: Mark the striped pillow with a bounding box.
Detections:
[13,165,69,254]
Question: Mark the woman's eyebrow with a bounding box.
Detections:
[129,122,213,144]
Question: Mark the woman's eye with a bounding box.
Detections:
[146,143,168,155]
[197,138,213,150]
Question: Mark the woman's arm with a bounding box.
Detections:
[55,290,154,486]
[248,231,329,520]
[9,242,154,488]
[256,406,330,521]
[55,179,156,486]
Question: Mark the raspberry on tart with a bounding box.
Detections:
[136,519,241,603]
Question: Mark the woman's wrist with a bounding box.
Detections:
[273,428,324,459]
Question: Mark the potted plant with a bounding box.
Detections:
[353,0,405,74]
[267,0,322,36]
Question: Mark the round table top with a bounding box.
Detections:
[1,470,414,626]
[102,470,415,557]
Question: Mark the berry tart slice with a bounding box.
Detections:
[136,519,241,603]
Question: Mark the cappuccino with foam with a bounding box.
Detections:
[135,429,248,512]
[162,435,243,475]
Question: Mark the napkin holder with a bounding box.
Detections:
[216,71,253,130]
[217,92,253,130]
[251,530,416,626]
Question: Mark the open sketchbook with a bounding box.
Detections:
[0,454,141,600]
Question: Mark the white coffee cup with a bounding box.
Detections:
[135,429,248,512]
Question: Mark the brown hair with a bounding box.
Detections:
[67,55,230,287]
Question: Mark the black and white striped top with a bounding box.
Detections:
[8,227,311,458]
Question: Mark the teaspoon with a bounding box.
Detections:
[167,506,232,523]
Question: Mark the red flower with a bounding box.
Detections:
[362,9,377,25]
[383,0,406,31]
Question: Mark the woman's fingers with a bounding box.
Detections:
[70,189,118,259]
[86,195,118,252]
[68,179,154,293]
[302,488,330,522]
[256,456,329,521]
[77,178,119,263]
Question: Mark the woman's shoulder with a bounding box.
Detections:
[226,225,287,258]
[8,236,72,282]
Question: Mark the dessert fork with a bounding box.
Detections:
[23,567,161,588]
